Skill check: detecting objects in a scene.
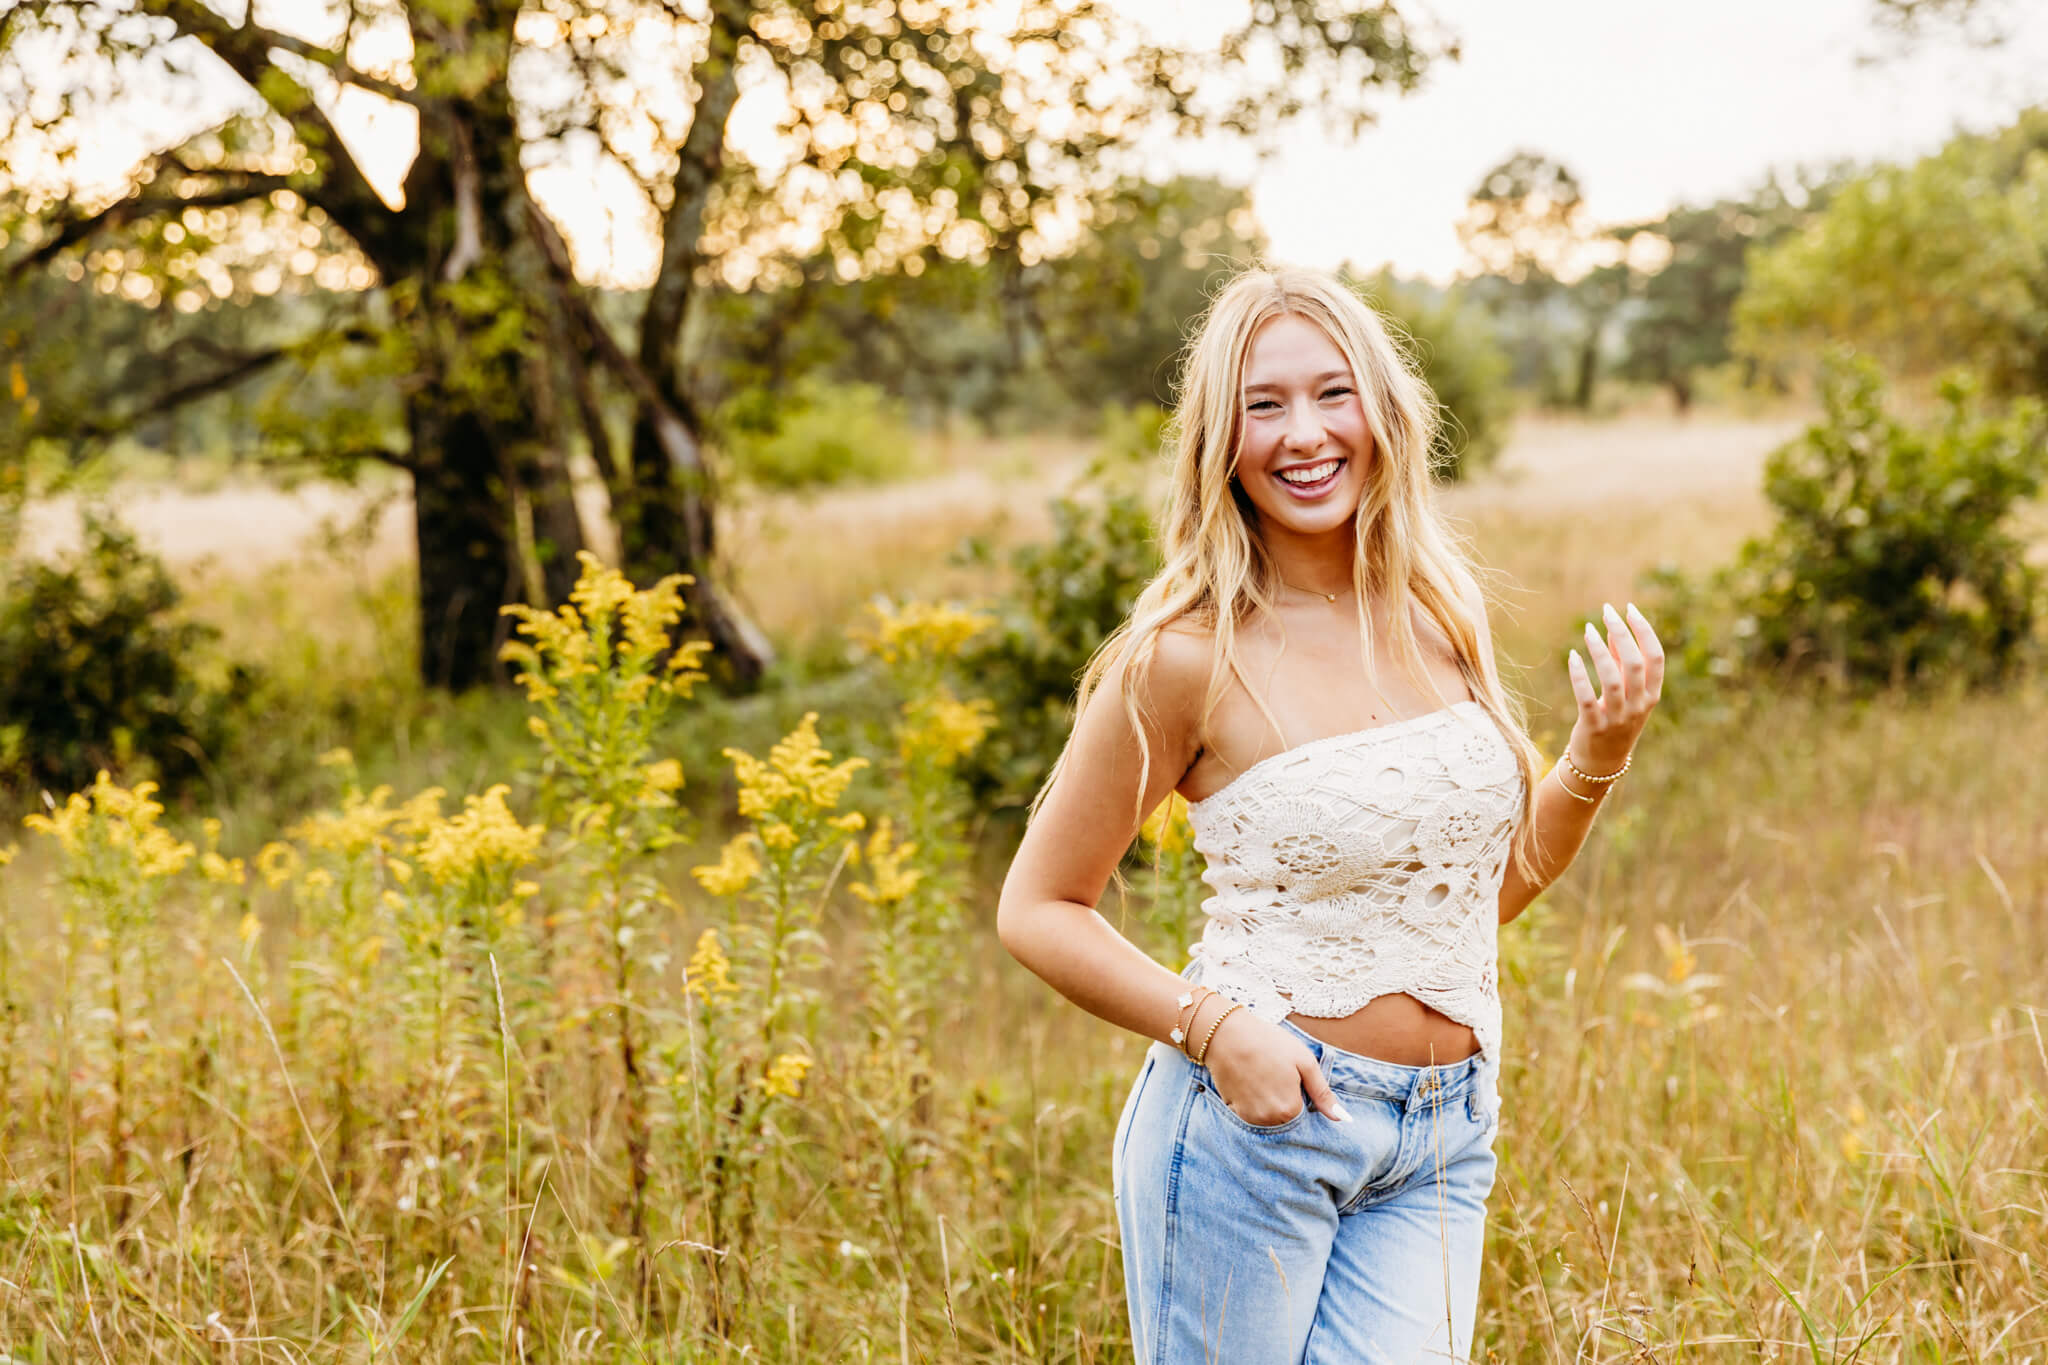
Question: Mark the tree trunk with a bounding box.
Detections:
[411,399,520,691]
[620,408,775,689]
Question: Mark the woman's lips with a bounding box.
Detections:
[1273,458,1345,498]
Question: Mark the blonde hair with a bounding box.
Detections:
[1028,263,1544,890]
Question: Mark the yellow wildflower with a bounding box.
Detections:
[25,773,195,877]
[901,691,996,768]
[827,811,867,833]
[857,599,995,667]
[641,758,685,802]
[1138,792,1193,854]
[723,712,868,823]
[238,911,263,945]
[255,842,299,889]
[415,784,545,889]
[24,791,90,854]
[760,821,798,851]
[316,747,355,770]
[301,867,337,895]
[691,834,762,897]
[849,818,922,908]
[757,1052,813,1100]
[684,927,741,1005]
[199,851,246,886]
[0,843,14,867]
[289,784,403,856]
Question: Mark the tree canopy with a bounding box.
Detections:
[2,0,1456,688]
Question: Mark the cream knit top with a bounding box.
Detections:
[1181,699,1526,1062]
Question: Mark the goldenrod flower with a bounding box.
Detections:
[757,1052,813,1099]
[901,691,997,768]
[25,772,195,878]
[1138,792,1193,854]
[684,927,741,1005]
[856,599,995,666]
[760,821,798,851]
[255,842,299,889]
[723,712,868,823]
[316,747,356,770]
[415,784,545,889]
[691,834,761,897]
[849,818,922,908]
[199,851,246,886]
[290,784,404,856]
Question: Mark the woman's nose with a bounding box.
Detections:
[1283,400,1325,450]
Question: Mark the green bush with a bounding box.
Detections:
[714,377,922,492]
[1354,271,1515,480]
[0,512,252,797]
[949,485,1163,803]
[1645,354,2047,692]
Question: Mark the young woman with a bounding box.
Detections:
[996,265,1664,1363]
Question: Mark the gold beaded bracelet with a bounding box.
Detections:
[1192,1002,1241,1066]
[1562,749,1631,785]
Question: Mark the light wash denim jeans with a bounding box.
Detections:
[1112,1005,1501,1364]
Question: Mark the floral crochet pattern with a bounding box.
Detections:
[1183,699,1525,1061]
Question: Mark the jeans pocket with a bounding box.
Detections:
[1196,1076,1312,1137]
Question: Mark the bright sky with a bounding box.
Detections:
[1220,0,2048,281]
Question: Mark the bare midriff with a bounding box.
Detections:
[1287,991,1480,1067]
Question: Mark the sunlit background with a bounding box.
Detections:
[3,0,2046,1359]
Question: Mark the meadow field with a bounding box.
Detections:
[2,412,2045,1363]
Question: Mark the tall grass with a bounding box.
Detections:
[1,420,2043,1361]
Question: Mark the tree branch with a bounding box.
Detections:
[144,0,400,263]
[7,170,293,283]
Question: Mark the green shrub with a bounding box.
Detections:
[0,512,253,797]
[714,377,922,492]
[949,485,1162,803]
[1645,354,2047,692]
[1354,271,1515,480]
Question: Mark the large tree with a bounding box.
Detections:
[2,0,1454,689]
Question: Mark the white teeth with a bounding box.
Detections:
[1278,460,1340,485]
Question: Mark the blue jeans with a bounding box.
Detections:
[1112,1014,1501,1364]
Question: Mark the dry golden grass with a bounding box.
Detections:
[2,412,2044,1362]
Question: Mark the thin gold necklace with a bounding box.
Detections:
[1278,578,1351,603]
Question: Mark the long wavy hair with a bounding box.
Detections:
[1028,263,1544,889]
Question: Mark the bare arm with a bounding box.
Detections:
[995,628,1211,1050]
[996,626,1352,1127]
[1496,600,1666,925]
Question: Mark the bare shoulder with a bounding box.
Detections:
[995,617,1215,918]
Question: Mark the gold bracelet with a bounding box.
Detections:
[1551,762,1597,804]
[1169,986,1215,1056]
[1192,1002,1241,1066]
[1562,749,1631,785]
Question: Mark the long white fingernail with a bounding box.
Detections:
[1332,1104,1353,1123]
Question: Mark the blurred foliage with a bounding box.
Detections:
[949,478,1162,808]
[1614,177,1833,411]
[1735,107,2048,398]
[712,378,924,493]
[0,513,250,796]
[1353,269,1513,478]
[1645,353,2047,693]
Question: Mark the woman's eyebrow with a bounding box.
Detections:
[1242,369,1354,394]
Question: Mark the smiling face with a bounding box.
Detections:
[1233,312,1374,537]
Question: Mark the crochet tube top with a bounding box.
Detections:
[1181,699,1526,1062]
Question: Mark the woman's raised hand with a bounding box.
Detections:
[1566,600,1666,770]
[1200,1009,1351,1126]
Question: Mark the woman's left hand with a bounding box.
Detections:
[1567,601,1665,771]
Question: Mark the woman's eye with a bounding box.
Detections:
[1320,387,1354,401]
[1247,400,1280,413]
